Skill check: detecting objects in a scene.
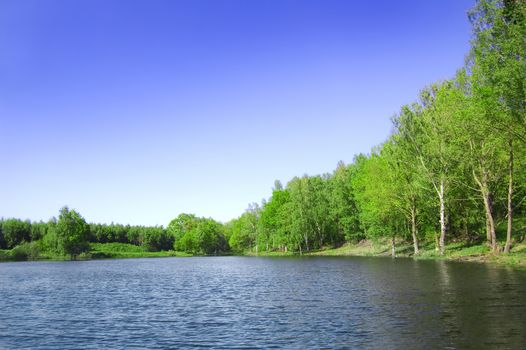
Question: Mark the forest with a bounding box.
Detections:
[1,0,525,261]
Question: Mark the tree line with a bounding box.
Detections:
[226,0,526,256]
[0,209,229,259]
[2,0,525,259]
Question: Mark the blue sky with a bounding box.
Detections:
[1,0,475,225]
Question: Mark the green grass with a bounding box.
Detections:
[307,242,383,256]
[0,242,204,262]
[415,242,489,262]
[403,240,525,268]
[0,243,180,261]
[243,249,295,257]
[89,243,178,259]
[266,239,526,268]
[307,240,412,257]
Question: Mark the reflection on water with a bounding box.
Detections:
[0,257,525,349]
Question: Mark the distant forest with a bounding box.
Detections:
[2,0,525,258]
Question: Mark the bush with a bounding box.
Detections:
[11,242,40,261]
[0,250,10,260]
[2,219,31,249]
[42,229,59,253]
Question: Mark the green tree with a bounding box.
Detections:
[173,215,228,254]
[329,161,361,243]
[0,220,5,249]
[352,151,401,256]
[167,213,199,249]
[259,183,292,252]
[2,218,31,249]
[403,83,462,255]
[448,72,507,252]
[55,206,90,259]
[468,0,526,252]
[228,211,258,253]
[126,225,143,246]
[194,219,227,255]
[383,134,426,255]
[30,221,49,241]
[143,226,173,251]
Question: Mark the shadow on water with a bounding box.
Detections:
[434,260,526,349]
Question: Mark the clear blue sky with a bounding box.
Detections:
[1,0,474,226]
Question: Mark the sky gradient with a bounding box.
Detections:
[1,0,475,225]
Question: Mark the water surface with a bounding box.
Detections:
[1,257,525,349]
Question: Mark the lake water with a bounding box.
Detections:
[0,257,525,349]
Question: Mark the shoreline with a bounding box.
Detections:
[246,240,526,268]
[1,240,525,268]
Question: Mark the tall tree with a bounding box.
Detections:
[329,162,361,244]
[451,72,506,252]
[468,0,526,252]
[406,83,461,255]
[167,213,199,249]
[352,150,402,256]
[54,207,90,259]
[383,131,426,255]
[259,185,292,252]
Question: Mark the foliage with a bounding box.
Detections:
[89,242,176,259]
[167,213,199,249]
[54,206,90,259]
[10,242,41,261]
[143,227,174,252]
[176,216,228,255]
[1,218,31,249]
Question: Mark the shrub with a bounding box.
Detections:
[11,242,40,261]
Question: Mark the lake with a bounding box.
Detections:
[0,257,525,349]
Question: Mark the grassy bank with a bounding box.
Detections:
[243,239,526,268]
[2,241,525,268]
[305,240,526,268]
[0,243,192,262]
[89,243,180,259]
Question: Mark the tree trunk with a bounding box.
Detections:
[473,165,498,253]
[391,235,396,258]
[439,179,446,255]
[485,214,491,246]
[482,189,498,253]
[463,219,469,240]
[411,202,419,255]
[315,222,323,248]
[504,139,513,253]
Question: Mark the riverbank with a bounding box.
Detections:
[322,241,526,268]
[247,239,526,268]
[0,243,190,262]
[2,240,525,268]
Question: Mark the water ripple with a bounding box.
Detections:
[1,257,525,349]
